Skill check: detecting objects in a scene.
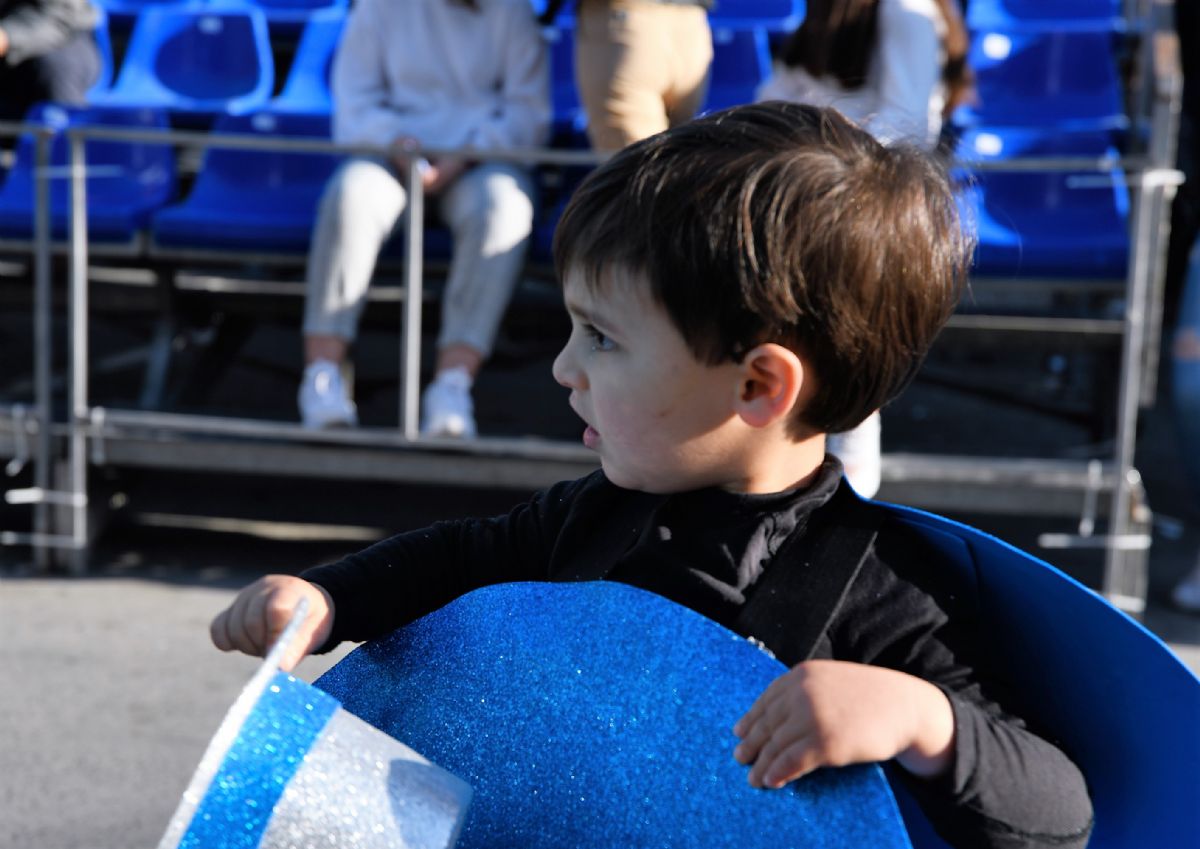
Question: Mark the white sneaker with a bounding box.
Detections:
[828,410,882,498]
[420,366,477,438]
[298,359,358,429]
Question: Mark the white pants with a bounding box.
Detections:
[303,157,536,358]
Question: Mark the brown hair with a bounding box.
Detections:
[780,0,973,117]
[552,101,972,436]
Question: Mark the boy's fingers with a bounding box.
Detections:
[760,738,820,789]
[210,608,234,652]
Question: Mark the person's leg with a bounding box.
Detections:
[574,0,674,151]
[300,157,407,428]
[661,3,712,129]
[421,162,536,437]
[29,30,101,105]
[0,29,100,120]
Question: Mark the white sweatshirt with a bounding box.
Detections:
[756,0,946,150]
[332,0,551,152]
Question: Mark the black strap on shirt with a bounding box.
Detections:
[734,483,884,668]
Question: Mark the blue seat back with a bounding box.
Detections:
[104,4,273,117]
[317,581,913,849]
[704,25,771,113]
[270,6,345,115]
[956,126,1129,278]
[88,5,116,97]
[194,111,337,207]
[955,31,1125,131]
[708,0,804,31]
[966,0,1125,32]
[885,504,1200,849]
[0,103,175,238]
[546,25,584,141]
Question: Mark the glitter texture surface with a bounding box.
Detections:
[180,671,338,849]
[316,581,912,849]
[257,706,471,849]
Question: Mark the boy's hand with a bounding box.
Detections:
[732,660,955,789]
[209,575,334,671]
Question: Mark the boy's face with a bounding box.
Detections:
[552,265,748,494]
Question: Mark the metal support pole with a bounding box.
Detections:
[400,157,425,439]
[31,129,52,570]
[66,131,90,573]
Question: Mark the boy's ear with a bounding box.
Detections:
[733,343,805,429]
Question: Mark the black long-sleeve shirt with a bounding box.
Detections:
[303,459,1094,849]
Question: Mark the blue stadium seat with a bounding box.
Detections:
[269,6,345,116]
[94,4,274,124]
[237,0,346,35]
[0,103,176,245]
[955,126,1129,279]
[151,111,338,254]
[545,25,586,146]
[966,0,1125,33]
[88,5,116,98]
[707,0,804,32]
[92,0,178,28]
[703,25,771,113]
[953,30,1126,132]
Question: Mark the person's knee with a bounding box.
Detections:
[320,159,403,227]
[449,166,535,240]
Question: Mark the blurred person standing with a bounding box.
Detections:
[539,0,713,151]
[299,0,550,436]
[757,0,973,496]
[0,0,100,121]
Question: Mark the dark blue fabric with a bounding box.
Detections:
[316,581,912,849]
[889,506,1200,849]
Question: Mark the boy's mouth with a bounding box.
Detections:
[582,425,600,450]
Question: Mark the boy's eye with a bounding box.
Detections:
[584,323,614,352]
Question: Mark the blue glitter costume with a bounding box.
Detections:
[302,458,1094,849]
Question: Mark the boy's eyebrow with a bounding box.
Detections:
[563,296,610,328]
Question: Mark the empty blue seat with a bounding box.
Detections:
[966,0,1125,33]
[703,25,771,113]
[92,0,178,28]
[956,126,1129,279]
[545,25,586,145]
[707,0,804,32]
[0,103,176,245]
[87,5,116,98]
[269,6,345,116]
[151,111,338,254]
[953,30,1126,132]
[95,4,274,124]
[238,0,346,34]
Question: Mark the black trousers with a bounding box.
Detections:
[0,28,101,122]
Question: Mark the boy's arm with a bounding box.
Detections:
[301,476,587,649]
[210,475,591,665]
[821,530,1095,849]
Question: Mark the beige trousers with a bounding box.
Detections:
[574,0,713,151]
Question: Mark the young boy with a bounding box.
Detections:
[211,102,1094,848]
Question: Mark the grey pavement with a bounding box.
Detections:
[2,319,1200,848]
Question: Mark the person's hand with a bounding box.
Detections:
[209,575,334,671]
[423,155,469,195]
[732,660,955,789]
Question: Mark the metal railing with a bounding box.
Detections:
[0,8,1180,611]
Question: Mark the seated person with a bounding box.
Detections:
[299,0,550,436]
[215,102,1094,848]
[0,0,100,121]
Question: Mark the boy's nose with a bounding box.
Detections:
[552,344,583,390]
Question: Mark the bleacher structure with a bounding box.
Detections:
[0,0,1182,616]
